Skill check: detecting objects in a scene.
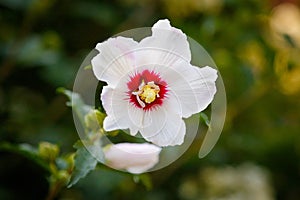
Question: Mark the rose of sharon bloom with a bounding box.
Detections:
[104,143,161,174]
[92,19,217,146]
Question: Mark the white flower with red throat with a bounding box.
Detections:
[92,19,217,147]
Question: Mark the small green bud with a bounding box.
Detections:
[38,142,59,162]
[57,170,70,184]
[84,109,105,132]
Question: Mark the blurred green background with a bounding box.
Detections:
[1,0,300,199]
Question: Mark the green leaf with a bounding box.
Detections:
[200,112,211,127]
[0,142,49,172]
[57,87,92,125]
[58,89,106,187]
[67,140,104,187]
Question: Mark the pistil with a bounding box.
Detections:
[132,81,160,108]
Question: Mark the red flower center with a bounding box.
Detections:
[127,70,167,110]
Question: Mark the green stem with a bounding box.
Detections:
[45,181,64,200]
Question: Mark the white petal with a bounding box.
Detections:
[102,86,129,131]
[101,86,144,135]
[140,108,186,146]
[135,19,191,68]
[162,61,218,118]
[104,143,161,174]
[91,36,138,87]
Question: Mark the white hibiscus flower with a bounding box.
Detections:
[92,19,217,147]
[104,143,161,174]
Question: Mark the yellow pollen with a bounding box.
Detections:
[132,81,160,107]
[140,85,158,103]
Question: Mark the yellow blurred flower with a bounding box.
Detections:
[274,52,300,95]
[269,3,300,95]
[269,3,300,49]
[238,41,266,77]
